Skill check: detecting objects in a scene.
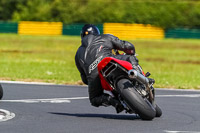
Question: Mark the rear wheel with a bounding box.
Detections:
[0,84,3,100]
[116,79,156,120]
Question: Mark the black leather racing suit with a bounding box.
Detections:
[75,34,139,107]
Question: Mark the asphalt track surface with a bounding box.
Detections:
[0,82,200,133]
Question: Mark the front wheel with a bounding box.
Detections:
[155,104,162,117]
[116,79,156,120]
[0,84,3,100]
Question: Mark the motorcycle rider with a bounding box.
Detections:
[75,24,142,113]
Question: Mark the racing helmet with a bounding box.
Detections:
[81,24,100,38]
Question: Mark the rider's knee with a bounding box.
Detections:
[129,56,139,65]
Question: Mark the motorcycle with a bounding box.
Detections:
[0,84,3,100]
[97,53,162,120]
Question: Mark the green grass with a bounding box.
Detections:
[0,33,200,89]
[0,34,81,84]
[132,39,200,89]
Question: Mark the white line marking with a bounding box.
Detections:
[1,97,89,103]
[1,94,200,104]
[0,80,87,87]
[0,80,55,85]
[164,130,200,133]
[157,94,200,98]
[157,88,200,92]
[0,109,15,122]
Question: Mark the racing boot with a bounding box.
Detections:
[115,103,125,114]
[107,96,124,113]
[91,94,124,113]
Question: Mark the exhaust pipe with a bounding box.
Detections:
[128,69,149,86]
[128,69,154,103]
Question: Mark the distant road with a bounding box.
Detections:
[0,82,200,133]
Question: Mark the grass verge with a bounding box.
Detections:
[0,34,200,89]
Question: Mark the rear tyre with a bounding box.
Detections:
[0,84,3,100]
[116,79,156,120]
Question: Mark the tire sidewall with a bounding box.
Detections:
[0,84,3,100]
[116,78,156,120]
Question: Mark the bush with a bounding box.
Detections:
[0,0,199,29]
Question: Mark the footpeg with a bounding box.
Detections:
[145,72,151,77]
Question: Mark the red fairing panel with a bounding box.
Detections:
[98,71,113,91]
[98,57,133,71]
[98,57,133,91]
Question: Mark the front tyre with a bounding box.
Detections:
[0,84,3,100]
[116,79,156,120]
[155,104,162,117]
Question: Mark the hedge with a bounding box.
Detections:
[0,0,200,29]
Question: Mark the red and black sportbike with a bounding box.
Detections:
[97,53,162,120]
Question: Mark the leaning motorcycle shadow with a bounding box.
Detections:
[49,112,140,120]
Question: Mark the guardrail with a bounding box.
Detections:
[103,23,164,39]
[0,21,199,39]
[0,22,18,33]
[18,21,62,36]
[165,28,200,39]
